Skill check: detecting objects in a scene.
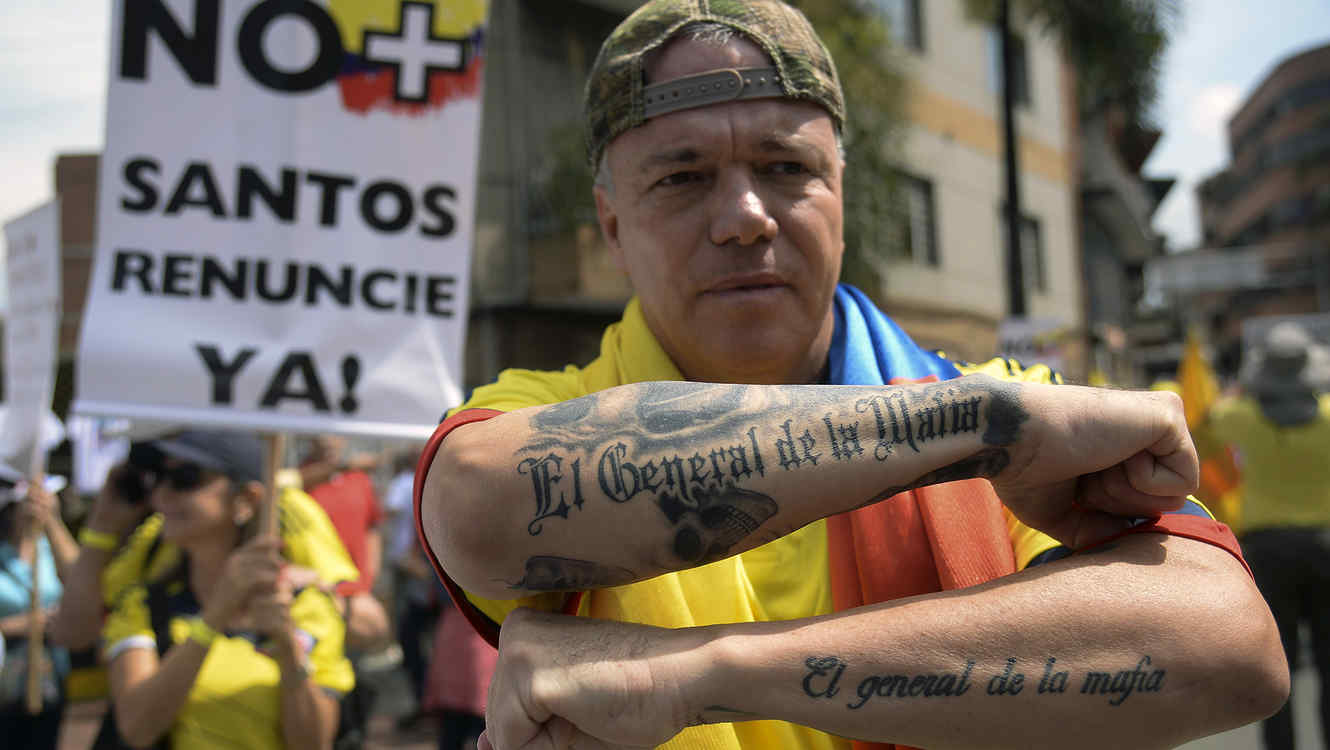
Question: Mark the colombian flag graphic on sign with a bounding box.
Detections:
[329,0,487,115]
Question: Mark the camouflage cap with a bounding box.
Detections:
[584,0,845,170]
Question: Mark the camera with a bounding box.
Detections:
[113,442,165,504]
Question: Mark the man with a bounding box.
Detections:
[1207,322,1330,750]
[416,2,1288,748]
[301,435,385,596]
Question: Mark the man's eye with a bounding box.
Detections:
[764,161,809,176]
[656,171,703,188]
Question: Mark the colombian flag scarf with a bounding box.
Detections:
[826,285,1016,750]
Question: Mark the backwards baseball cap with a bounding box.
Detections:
[149,430,264,485]
[583,0,845,170]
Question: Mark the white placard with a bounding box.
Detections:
[3,200,62,473]
[75,0,490,439]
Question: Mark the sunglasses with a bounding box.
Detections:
[152,462,227,493]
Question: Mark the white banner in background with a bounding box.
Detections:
[3,200,62,471]
[76,0,490,439]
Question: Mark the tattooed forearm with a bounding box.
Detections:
[802,655,1166,710]
[855,447,1011,509]
[514,377,1030,573]
[510,556,637,592]
[856,378,1027,459]
[666,483,778,565]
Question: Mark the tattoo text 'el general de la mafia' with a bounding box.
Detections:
[515,379,1028,566]
[802,655,1166,710]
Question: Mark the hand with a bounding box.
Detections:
[479,608,706,750]
[250,578,296,642]
[989,381,1198,549]
[201,535,285,631]
[88,464,152,537]
[280,564,328,593]
[16,483,60,531]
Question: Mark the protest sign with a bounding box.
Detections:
[4,200,62,473]
[997,316,1071,374]
[76,0,489,439]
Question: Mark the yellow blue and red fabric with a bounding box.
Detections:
[413,284,1247,750]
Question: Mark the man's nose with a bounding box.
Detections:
[709,169,778,247]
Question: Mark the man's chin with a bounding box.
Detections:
[691,336,813,384]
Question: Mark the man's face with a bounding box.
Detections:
[594,35,844,385]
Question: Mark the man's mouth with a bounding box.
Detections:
[709,274,787,294]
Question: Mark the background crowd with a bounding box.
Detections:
[0,430,495,750]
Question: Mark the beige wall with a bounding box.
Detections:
[885,0,1081,350]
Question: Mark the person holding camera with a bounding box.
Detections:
[99,430,353,749]
[0,468,77,748]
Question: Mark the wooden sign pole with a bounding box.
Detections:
[25,445,48,715]
[261,433,287,538]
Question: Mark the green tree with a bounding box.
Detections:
[966,0,1180,126]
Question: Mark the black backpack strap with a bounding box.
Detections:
[144,577,174,659]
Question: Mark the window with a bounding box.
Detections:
[889,173,939,266]
[867,0,925,52]
[999,208,1046,293]
[986,27,1031,108]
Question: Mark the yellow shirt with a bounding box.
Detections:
[444,299,1061,750]
[103,580,354,750]
[1209,394,1330,531]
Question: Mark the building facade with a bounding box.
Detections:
[1199,42,1330,250]
[1160,42,1330,378]
[867,0,1084,373]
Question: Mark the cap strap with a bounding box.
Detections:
[642,66,782,119]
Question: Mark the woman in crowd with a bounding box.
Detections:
[102,430,353,749]
[0,469,77,747]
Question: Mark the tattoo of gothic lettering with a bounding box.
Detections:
[518,452,586,535]
[854,378,1028,461]
[510,555,637,592]
[800,655,1165,711]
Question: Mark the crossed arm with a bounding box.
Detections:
[419,375,1288,748]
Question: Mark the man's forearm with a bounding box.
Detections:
[425,376,1025,599]
[685,535,1287,749]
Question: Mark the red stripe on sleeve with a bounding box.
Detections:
[412,409,582,649]
[1087,513,1253,579]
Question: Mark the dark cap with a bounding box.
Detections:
[150,430,264,484]
[583,0,845,170]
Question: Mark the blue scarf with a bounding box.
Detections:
[827,283,960,386]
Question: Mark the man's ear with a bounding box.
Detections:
[594,184,627,273]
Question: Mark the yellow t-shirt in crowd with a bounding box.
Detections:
[102,486,361,609]
[1208,394,1330,532]
[102,579,354,750]
[443,298,1062,750]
